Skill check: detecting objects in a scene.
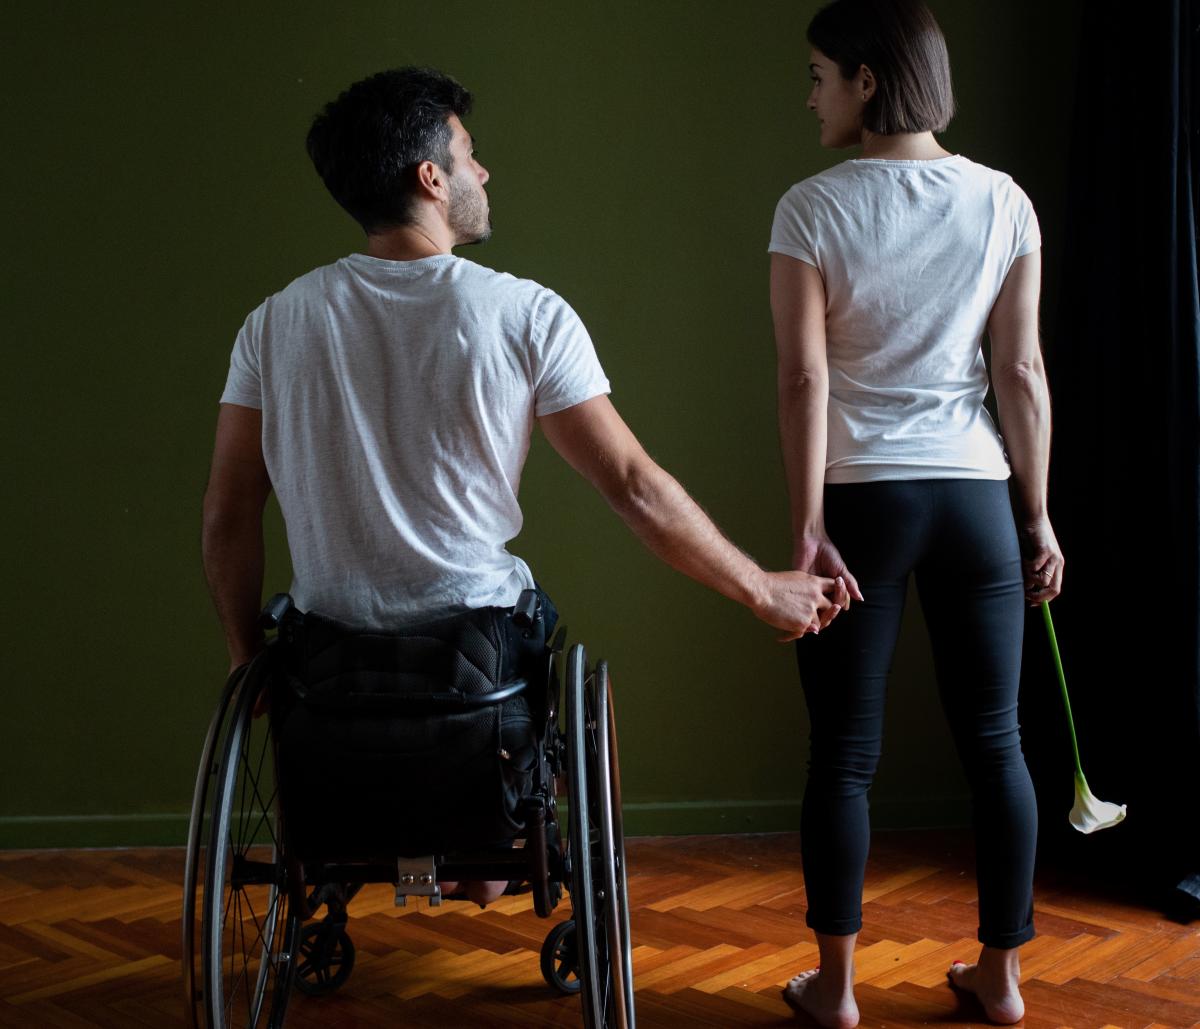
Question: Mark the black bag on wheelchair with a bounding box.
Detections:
[269,598,549,863]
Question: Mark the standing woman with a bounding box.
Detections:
[769,1,1063,1026]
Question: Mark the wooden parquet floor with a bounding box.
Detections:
[0,831,1198,1028]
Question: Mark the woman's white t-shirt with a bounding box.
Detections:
[769,154,1040,483]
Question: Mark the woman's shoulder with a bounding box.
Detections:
[948,156,1032,201]
[775,162,862,211]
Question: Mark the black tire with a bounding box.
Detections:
[566,644,601,1018]
[540,919,582,995]
[198,655,299,1028]
[183,664,247,1027]
[593,662,635,1026]
[294,922,356,997]
[565,645,635,1029]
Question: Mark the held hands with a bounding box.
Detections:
[753,569,852,642]
[1018,516,1064,605]
[792,534,864,602]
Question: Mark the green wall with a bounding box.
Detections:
[3,1,1082,847]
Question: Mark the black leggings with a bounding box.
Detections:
[796,479,1036,948]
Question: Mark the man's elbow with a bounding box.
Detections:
[202,485,261,547]
[603,456,664,527]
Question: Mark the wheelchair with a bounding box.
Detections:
[181,589,634,1028]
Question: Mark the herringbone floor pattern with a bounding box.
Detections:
[0,831,1197,1027]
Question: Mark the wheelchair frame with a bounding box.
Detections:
[181,605,634,1029]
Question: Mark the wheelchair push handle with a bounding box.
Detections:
[511,587,542,631]
[259,592,295,629]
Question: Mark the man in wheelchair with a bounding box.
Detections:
[197,66,847,1021]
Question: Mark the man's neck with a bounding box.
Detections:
[365,221,453,261]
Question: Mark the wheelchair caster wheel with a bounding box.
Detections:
[294,921,355,996]
[541,920,582,995]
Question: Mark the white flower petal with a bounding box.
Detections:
[1069,777,1127,834]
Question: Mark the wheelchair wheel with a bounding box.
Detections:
[566,645,635,1029]
[540,919,582,995]
[188,655,299,1028]
[294,921,355,996]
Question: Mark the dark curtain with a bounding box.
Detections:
[1021,0,1200,913]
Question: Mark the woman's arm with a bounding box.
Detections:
[771,253,863,604]
[987,249,1064,603]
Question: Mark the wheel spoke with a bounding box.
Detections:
[221,873,236,934]
[247,730,278,845]
[225,888,246,1022]
[236,731,253,853]
[241,887,268,958]
[244,784,280,854]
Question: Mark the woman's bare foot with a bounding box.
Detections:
[947,957,1025,1024]
[782,968,860,1029]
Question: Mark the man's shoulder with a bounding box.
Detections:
[243,259,342,320]
[247,255,574,330]
[448,257,558,308]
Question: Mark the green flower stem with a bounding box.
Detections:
[1040,601,1086,784]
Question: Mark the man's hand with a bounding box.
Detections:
[1018,517,1064,605]
[793,533,864,615]
[753,569,848,642]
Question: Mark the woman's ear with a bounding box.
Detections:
[858,64,877,103]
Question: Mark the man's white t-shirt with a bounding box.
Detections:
[769,154,1041,483]
[221,253,610,629]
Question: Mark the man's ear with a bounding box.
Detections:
[858,64,877,103]
[415,159,449,204]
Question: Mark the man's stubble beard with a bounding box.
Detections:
[448,176,492,246]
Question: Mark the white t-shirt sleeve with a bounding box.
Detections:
[529,290,611,417]
[220,306,264,409]
[768,185,819,267]
[1010,181,1041,258]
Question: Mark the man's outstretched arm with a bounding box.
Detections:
[202,403,273,670]
[539,395,846,640]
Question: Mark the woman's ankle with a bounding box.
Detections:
[814,931,858,992]
[977,944,1021,978]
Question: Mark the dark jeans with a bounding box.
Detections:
[796,479,1037,948]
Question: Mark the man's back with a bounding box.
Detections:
[221,253,609,628]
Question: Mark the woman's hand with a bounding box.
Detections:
[793,534,864,627]
[753,570,847,641]
[1018,517,1064,605]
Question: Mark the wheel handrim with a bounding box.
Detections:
[592,662,631,1028]
[201,672,295,1028]
[183,665,247,1027]
[566,646,634,1029]
[566,644,602,1026]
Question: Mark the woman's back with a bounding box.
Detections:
[770,155,1039,482]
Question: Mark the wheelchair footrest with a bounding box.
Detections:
[395,856,441,907]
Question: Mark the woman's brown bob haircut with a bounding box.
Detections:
[808,0,955,134]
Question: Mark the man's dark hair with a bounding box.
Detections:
[808,0,954,134]
[306,67,473,234]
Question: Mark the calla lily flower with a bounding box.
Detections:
[1041,603,1127,834]
[1069,771,1127,833]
